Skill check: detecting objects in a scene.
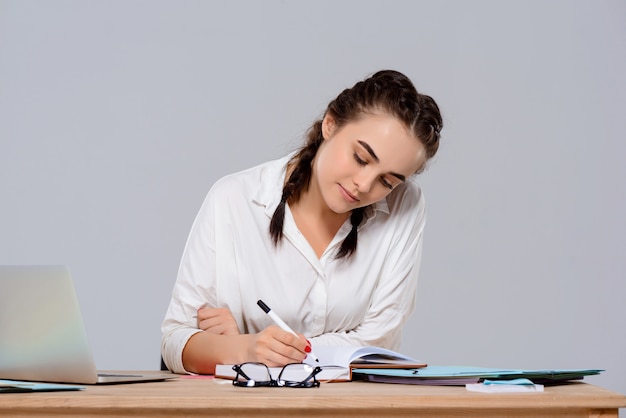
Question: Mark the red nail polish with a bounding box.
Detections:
[305,345,312,353]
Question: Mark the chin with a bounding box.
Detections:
[325,190,362,214]
[332,200,365,215]
[326,201,353,215]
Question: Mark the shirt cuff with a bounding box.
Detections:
[162,328,202,374]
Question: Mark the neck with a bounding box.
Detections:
[293,168,349,226]
[288,174,350,258]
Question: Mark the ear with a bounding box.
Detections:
[321,114,336,140]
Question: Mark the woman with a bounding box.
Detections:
[161,70,442,374]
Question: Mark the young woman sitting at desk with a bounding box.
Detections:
[161,69,443,375]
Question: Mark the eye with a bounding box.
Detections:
[380,176,394,190]
[353,152,367,166]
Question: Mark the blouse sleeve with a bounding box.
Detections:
[160,188,219,374]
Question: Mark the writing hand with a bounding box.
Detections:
[247,325,310,367]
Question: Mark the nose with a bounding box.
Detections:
[353,171,376,194]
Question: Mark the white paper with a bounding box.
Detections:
[466,383,544,393]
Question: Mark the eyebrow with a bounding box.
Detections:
[357,140,406,182]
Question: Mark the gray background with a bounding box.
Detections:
[1,0,624,406]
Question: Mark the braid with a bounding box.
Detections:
[335,207,365,259]
[269,190,289,246]
[269,122,323,246]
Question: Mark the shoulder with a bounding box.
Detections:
[364,180,426,239]
[384,179,425,218]
[208,156,287,201]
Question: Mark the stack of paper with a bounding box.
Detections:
[352,366,603,386]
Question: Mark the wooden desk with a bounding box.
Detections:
[1,372,625,417]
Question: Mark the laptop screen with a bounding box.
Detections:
[0,266,99,384]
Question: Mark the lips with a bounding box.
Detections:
[338,184,359,203]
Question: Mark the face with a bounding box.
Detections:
[313,112,426,215]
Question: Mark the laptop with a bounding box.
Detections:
[0,265,173,384]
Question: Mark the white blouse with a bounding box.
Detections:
[161,155,426,373]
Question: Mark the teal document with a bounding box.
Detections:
[0,380,84,393]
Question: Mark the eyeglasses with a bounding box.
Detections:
[232,362,322,388]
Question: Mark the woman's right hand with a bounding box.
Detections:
[247,325,310,367]
[182,321,311,375]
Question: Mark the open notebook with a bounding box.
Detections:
[216,345,426,382]
[0,265,172,385]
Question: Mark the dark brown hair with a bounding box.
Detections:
[270,70,442,259]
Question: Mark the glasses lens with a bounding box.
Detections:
[236,363,272,386]
[278,364,320,388]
